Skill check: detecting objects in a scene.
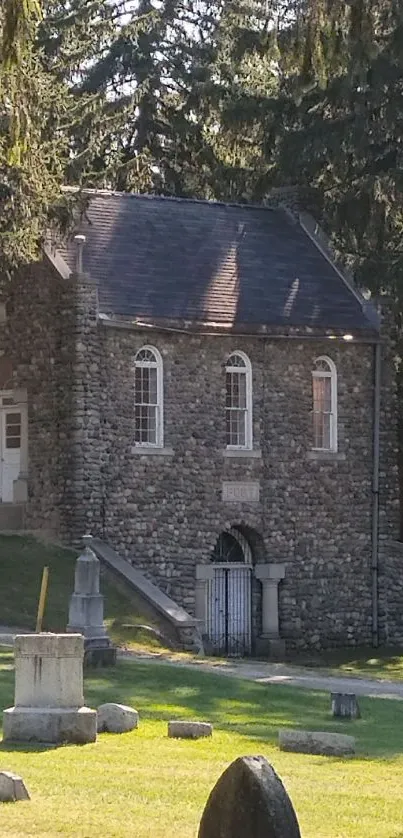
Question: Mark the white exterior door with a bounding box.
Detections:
[0,405,23,502]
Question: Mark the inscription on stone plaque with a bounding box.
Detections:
[222,481,260,503]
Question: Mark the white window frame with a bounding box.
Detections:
[134,345,164,448]
[312,355,338,452]
[225,350,253,450]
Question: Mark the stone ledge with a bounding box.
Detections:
[223,448,262,459]
[3,706,97,745]
[90,538,204,654]
[306,450,346,462]
[131,446,175,456]
[279,729,355,757]
[168,720,212,739]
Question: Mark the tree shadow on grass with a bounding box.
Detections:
[83,660,403,758]
[2,655,402,759]
[0,741,60,753]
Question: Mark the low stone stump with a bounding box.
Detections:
[0,771,30,802]
[331,693,361,719]
[168,721,212,739]
[3,634,97,745]
[84,644,117,668]
[198,755,301,837]
[279,729,355,757]
[97,703,139,733]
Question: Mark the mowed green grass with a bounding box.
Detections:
[315,647,403,683]
[1,651,403,838]
[0,534,165,651]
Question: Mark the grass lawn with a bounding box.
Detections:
[0,534,166,652]
[1,651,403,837]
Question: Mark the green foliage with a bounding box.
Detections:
[2,0,42,69]
[0,0,72,278]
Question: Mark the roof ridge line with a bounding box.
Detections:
[298,212,380,330]
[61,186,275,213]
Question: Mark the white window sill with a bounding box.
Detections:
[307,450,346,462]
[131,446,175,457]
[223,449,262,459]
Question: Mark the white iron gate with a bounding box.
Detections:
[207,564,252,656]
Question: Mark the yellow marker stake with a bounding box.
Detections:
[35,566,49,633]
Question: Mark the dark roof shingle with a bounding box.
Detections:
[60,192,378,333]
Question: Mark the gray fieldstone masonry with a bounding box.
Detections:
[1,249,400,653]
[379,540,403,644]
[94,327,398,651]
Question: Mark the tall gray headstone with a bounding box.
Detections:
[198,755,301,838]
[67,538,116,666]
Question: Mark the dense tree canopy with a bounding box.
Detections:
[2,0,403,305]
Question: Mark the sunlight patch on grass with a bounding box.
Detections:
[0,659,403,836]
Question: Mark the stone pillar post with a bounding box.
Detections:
[3,634,97,744]
[195,565,215,634]
[255,564,285,659]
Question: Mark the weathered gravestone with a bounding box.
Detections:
[279,729,355,757]
[331,693,361,719]
[3,633,97,744]
[67,538,116,667]
[168,721,212,739]
[198,755,301,838]
[0,771,30,802]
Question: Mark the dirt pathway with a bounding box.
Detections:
[2,626,403,700]
[121,650,403,700]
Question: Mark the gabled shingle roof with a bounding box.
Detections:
[59,191,378,334]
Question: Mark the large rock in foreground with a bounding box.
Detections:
[198,755,301,838]
[97,703,139,733]
[279,729,355,757]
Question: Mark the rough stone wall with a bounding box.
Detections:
[95,327,380,650]
[57,274,103,542]
[368,300,400,645]
[378,540,403,644]
[0,261,73,535]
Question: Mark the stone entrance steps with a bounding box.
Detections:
[0,503,25,532]
[89,537,204,654]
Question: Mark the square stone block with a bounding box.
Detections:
[14,633,84,709]
[3,706,97,745]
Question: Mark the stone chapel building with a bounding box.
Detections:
[0,190,399,654]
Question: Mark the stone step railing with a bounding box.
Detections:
[88,537,204,655]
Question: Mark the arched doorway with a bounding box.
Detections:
[207,527,252,656]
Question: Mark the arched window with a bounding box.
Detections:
[134,346,163,447]
[312,356,337,451]
[211,528,253,564]
[225,351,252,449]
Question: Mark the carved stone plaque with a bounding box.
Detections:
[222,481,260,503]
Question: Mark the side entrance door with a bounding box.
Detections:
[0,405,23,502]
[207,563,252,656]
